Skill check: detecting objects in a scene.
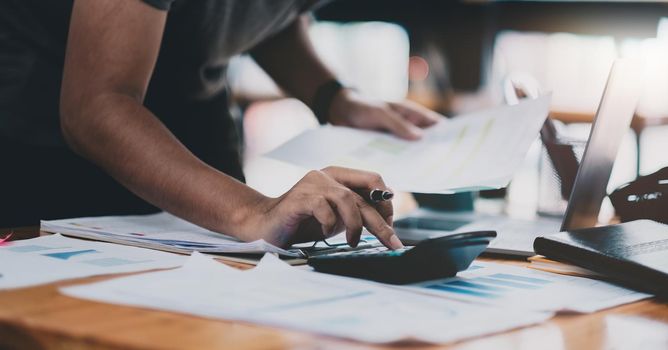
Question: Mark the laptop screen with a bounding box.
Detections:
[561,59,642,231]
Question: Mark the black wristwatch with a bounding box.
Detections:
[312,79,346,124]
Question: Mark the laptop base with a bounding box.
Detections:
[394,210,562,257]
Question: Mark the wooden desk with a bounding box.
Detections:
[1,228,667,350]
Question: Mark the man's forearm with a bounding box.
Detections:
[251,15,336,107]
[58,0,267,239]
[61,92,266,241]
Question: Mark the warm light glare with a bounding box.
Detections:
[408,56,430,82]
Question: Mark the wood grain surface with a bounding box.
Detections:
[1,228,667,350]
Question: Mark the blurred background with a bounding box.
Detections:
[230,0,668,221]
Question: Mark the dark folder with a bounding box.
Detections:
[534,220,668,297]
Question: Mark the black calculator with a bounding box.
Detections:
[307,231,496,284]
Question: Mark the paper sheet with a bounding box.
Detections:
[0,234,185,290]
[61,253,551,344]
[266,96,550,193]
[406,261,651,313]
[41,212,303,257]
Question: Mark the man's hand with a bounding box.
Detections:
[251,16,440,140]
[328,89,442,140]
[245,167,403,250]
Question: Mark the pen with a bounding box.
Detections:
[369,189,394,203]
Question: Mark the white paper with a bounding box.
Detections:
[61,253,551,344]
[405,261,651,313]
[0,234,186,290]
[265,96,550,193]
[41,212,303,257]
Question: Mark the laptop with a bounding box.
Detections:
[394,59,642,257]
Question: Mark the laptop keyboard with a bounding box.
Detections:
[395,215,563,256]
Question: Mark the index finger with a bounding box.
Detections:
[321,166,386,189]
[357,200,403,250]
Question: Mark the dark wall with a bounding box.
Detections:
[316,1,668,91]
[316,1,490,91]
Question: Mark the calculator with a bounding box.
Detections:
[307,231,496,284]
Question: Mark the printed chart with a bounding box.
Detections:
[408,262,650,313]
[0,234,185,289]
[266,96,550,193]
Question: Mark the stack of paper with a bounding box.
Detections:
[41,212,304,257]
[61,253,552,344]
[0,234,185,290]
[41,212,383,265]
[266,96,550,193]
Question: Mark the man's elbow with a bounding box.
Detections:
[59,92,82,154]
[60,85,145,156]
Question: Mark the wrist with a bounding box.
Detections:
[234,194,293,247]
[312,79,352,124]
[327,88,358,126]
[213,187,273,242]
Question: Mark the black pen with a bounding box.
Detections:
[369,189,394,203]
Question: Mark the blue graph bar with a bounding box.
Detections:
[43,249,98,260]
[426,284,499,299]
[473,277,542,290]
[445,280,506,292]
[490,273,552,285]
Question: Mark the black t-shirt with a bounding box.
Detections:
[0,0,323,169]
[0,0,326,226]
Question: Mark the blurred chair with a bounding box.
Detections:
[502,72,541,106]
[503,72,583,216]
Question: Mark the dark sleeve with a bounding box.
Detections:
[141,0,173,11]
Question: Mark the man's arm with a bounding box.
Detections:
[251,16,441,140]
[60,0,402,249]
[250,16,335,108]
[60,0,267,239]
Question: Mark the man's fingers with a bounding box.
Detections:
[320,167,394,225]
[379,108,424,140]
[300,169,397,247]
[373,200,393,226]
[321,167,386,190]
[389,101,441,128]
[357,200,403,250]
[326,187,364,247]
[310,195,338,238]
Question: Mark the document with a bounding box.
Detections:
[266,96,550,193]
[42,212,384,263]
[41,212,304,257]
[0,234,185,290]
[406,261,651,313]
[62,253,552,344]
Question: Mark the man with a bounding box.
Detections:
[0,0,440,249]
